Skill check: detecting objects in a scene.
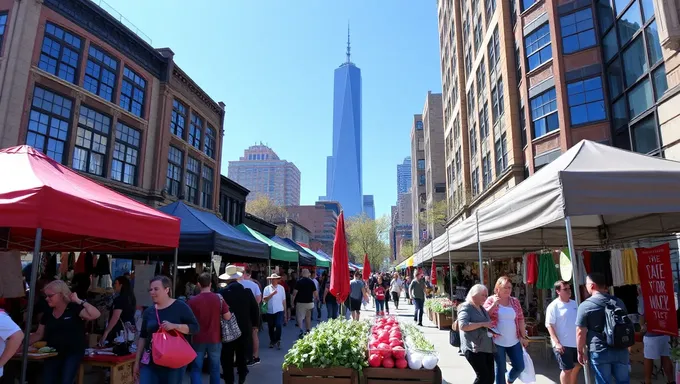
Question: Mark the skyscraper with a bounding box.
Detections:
[323,25,363,218]
[363,195,375,219]
[397,157,412,194]
[228,144,301,206]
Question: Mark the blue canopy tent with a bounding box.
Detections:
[270,236,315,266]
[158,201,269,260]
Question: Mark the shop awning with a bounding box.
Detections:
[0,145,180,250]
[302,246,330,268]
[270,236,315,266]
[236,224,297,262]
[159,202,269,260]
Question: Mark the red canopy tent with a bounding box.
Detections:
[0,146,181,383]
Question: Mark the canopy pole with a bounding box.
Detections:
[476,211,483,286]
[565,216,591,384]
[447,230,453,301]
[21,228,42,384]
[172,248,178,298]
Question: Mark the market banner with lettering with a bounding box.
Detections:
[637,243,678,336]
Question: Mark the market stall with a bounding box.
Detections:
[0,145,181,384]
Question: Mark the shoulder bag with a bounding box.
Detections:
[218,294,241,343]
[151,305,196,368]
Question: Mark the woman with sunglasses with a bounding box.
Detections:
[27,280,101,384]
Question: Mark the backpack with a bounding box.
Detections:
[591,297,635,349]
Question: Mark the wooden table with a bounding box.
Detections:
[77,354,135,384]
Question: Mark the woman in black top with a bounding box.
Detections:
[134,276,199,384]
[28,280,101,384]
[99,276,137,345]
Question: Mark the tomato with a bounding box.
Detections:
[392,346,406,360]
[395,358,408,369]
[368,353,382,367]
[389,339,403,348]
[382,356,395,368]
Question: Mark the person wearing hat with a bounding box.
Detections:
[218,265,259,384]
[262,273,286,350]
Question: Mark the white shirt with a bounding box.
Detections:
[494,305,520,347]
[263,284,286,314]
[239,279,261,299]
[545,298,578,348]
[0,311,21,377]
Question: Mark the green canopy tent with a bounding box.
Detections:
[236,224,298,266]
[302,245,330,268]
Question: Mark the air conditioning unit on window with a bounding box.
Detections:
[654,0,680,50]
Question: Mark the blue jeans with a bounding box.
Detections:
[139,363,186,384]
[494,342,524,384]
[43,353,83,384]
[191,342,222,384]
[413,298,424,324]
[375,299,385,314]
[326,301,339,319]
[590,348,630,384]
[267,311,284,344]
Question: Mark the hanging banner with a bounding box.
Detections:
[637,243,678,336]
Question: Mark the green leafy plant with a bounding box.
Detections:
[401,324,435,352]
[424,298,454,314]
[283,319,371,371]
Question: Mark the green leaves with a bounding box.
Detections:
[282,319,371,370]
[401,324,435,352]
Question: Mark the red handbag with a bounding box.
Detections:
[151,306,196,368]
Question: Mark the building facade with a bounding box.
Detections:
[227,144,301,206]
[410,114,426,247]
[397,192,413,225]
[323,31,363,218]
[397,156,412,194]
[286,201,341,255]
[422,92,447,241]
[363,194,375,219]
[219,175,248,226]
[0,0,224,210]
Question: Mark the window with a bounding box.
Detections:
[467,88,476,124]
[608,58,624,98]
[476,61,486,96]
[416,121,423,130]
[435,183,446,193]
[488,27,500,69]
[204,125,216,158]
[530,88,559,138]
[170,99,186,138]
[455,150,461,175]
[417,159,426,170]
[627,78,654,118]
[482,152,492,189]
[73,106,111,176]
[561,9,596,54]
[495,132,508,175]
[597,0,615,32]
[39,22,81,83]
[470,124,478,157]
[471,167,479,196]
[419,174,426,186]
[646,21,664,65]
[520,105,527,147]
[474,15,483,53]
[185,156,200,204]
[479,103,489,139]
[0,13,7,53]
[201,165,214,209]
[603,29,618,62]
[485,0,497,24]
[83,45,117,102]
[525,23,552,71]
[567,77,606,125]
[111,122,140,185]
[166,146,183,196]
[465,51,472,78]
[491,78,504,122]
[189,113,203,150]
[618,1,642,45]
[653,65,669,99]
[26,87,73,164]
[515,42,522,84]
[522,0,537,11]
[120,67,146,117]
[631,114,659,154]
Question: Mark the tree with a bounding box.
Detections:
[245,194,290,237]
[346,214,390,270]
[399,240,414,260]
[419,199,449,229]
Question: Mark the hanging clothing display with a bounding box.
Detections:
[59,252,69,276]
[522,254,528,285]
[68,252,75,271]
[0,250,25,298]
[85,252,96,275]
[589,251,613,287]
[573,251,587,285]
[75,252,86,273]
[610,249,625,287]
[622,248,640,285]
[582,251,592,274]
[45,253,57,278]
[526,253,538,285]
[95,254,111,276]
[537,253,559,289]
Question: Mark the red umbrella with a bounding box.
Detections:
[329,211,350,303]
[362,253,371,281]
[430,262,438,284]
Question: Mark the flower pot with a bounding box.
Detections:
[436,312,453,330]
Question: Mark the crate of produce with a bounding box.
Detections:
[361,366,443,384]
[435,312,453,330]
[283,367,359,384]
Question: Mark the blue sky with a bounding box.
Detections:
[109,0,442,219]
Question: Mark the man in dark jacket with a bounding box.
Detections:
[218,265,259,384]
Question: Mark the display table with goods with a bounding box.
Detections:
[282,319,369,384]
[424,297,456,330]
[77,352,136,384]
[365,317,442,383]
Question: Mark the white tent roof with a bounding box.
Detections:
[422,140,680,263]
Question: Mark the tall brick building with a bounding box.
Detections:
[437,0,674,221]
[0,0,224,210]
